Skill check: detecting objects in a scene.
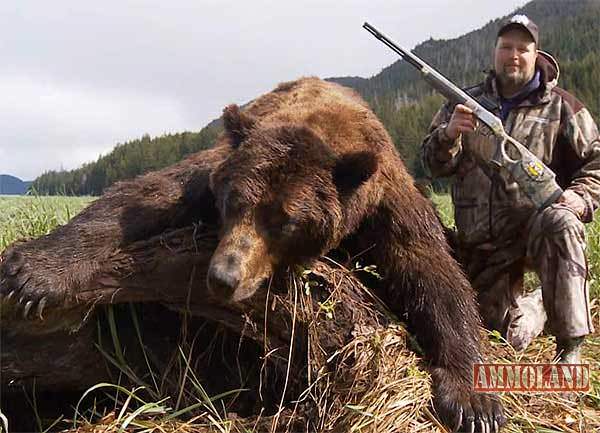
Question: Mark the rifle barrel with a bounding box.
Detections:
[363,21,491,127]
[362,22,423,70]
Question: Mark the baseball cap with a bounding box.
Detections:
[497,14,539,46]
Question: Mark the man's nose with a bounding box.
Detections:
[207,253,242,297]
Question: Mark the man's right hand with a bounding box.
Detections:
[445,104,477,140]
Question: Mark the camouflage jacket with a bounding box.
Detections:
[422,53,600,246]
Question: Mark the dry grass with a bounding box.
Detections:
[65,263,599,433]
[482,316,600,433]
[2,195,599,432]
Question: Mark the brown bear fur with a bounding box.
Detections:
[0,77,504,431]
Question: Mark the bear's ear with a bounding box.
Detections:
[223,104,256,148]
[333,151,378,194]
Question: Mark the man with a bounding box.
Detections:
[422,14,600,363]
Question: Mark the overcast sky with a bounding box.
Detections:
[1,0,528,180]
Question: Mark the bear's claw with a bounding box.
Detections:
[37,297,47,320]
[450,397,504,433]
[432,367,505,432]
[2,289,49,321]
[1,248,56,321]
[453,406,463,432]
[23,300,34,318]
[5,290,16,302]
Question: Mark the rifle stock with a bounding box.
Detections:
[363,22,563,209]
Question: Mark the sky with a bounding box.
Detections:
[1,0,528,181]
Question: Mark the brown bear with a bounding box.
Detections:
[1,77,504,432]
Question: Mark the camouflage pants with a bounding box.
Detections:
[458,203,595,340]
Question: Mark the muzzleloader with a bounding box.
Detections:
[363,22,563,209]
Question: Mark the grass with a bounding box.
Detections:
[1,193,599,432]
[0,194,94,251]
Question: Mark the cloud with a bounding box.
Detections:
[0,73,187,180]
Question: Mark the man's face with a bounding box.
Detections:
[494,28,538,93]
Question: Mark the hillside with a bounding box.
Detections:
[335,0,599,103]
[33,0,600,195]
[329,0,600,176]
[0,175,30,195]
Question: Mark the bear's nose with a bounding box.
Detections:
[207,254,241,297]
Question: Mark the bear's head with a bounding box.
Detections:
[207,104,379,302]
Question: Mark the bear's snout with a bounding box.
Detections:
[207,223,273,302]
[207,253,242,298]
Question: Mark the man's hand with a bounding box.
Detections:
[445,104,477,140]
[556,189,586,219]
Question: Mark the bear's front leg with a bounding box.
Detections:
[394,272,507,432]
[0,240,74,321]
[369,196,507,431]
[391,255,507,433]
[388,253,507,431]
[0,145,229,322]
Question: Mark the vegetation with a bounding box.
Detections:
[0,195,93,251]
[1,194,599,433]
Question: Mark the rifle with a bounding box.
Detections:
[363,22,563,209]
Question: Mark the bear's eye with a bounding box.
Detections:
[280,219,300,237]
[267,210,301,238]
[222,187,247,218]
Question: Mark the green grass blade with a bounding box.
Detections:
[73,383,148,428]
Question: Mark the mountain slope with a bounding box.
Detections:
[0,175,30,195]
[333,0,599,110]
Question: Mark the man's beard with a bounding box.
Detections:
[497,68,531,91]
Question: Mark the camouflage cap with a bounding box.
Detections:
[497,14,539,46]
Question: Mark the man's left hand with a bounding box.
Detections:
[556,190,586,219]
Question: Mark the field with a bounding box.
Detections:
[0,195,94,251]
[1,194,599,432]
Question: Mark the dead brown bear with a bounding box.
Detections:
[1,77,504,432]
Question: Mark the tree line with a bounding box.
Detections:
[33,126,220,196]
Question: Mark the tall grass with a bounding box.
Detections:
[0,194,93,251]
[68,305,244,432]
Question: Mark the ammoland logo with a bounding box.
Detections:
[474,363,590,392]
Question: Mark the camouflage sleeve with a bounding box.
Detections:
[421,104,463,178]
[561,105,600,223]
